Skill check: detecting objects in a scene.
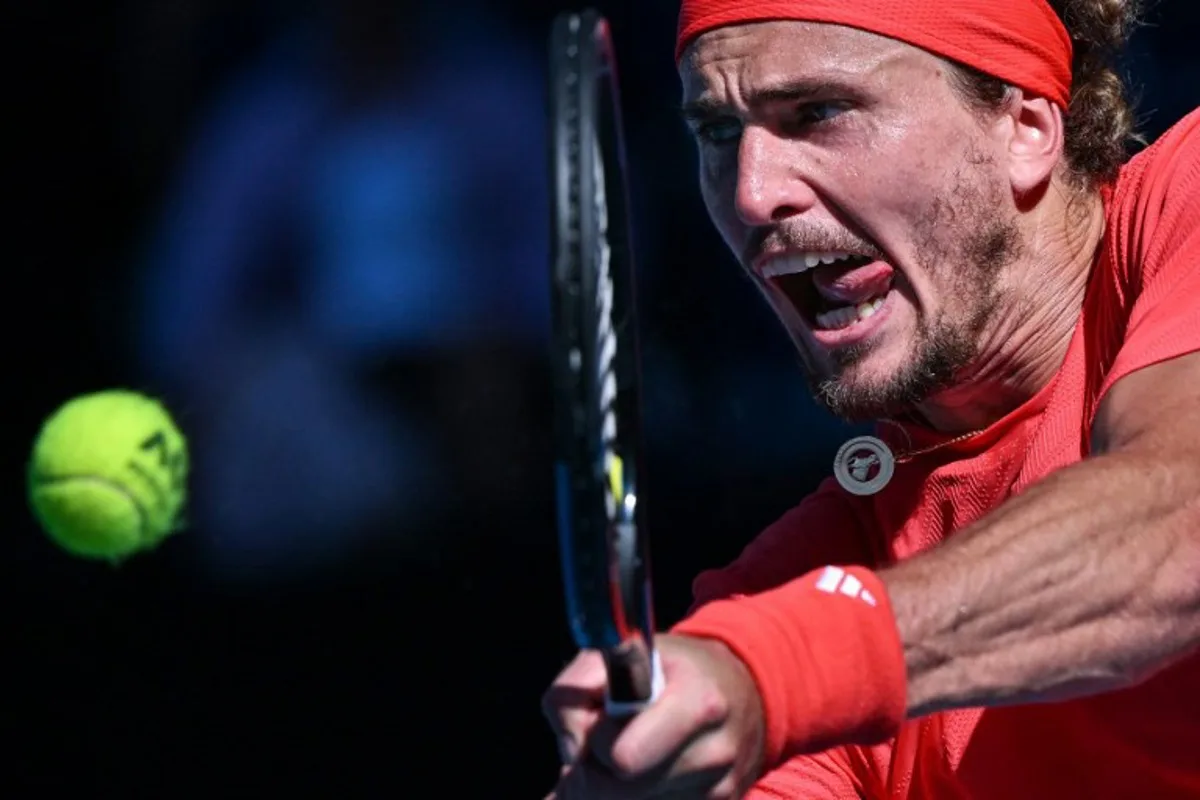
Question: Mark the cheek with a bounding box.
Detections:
[833,139,979,300]
[841,114,968,208]
[861,156,944,221]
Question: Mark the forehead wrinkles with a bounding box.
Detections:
[681,21,921,106]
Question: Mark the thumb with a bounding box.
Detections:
[543,650,608,764]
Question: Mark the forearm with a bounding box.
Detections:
[885,450,1200,718]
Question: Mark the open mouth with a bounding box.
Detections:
[762,251,894,333]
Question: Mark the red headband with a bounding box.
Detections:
[676,0,1073,109]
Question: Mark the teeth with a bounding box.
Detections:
[814,305,859,330]
[815,295,886,331]
[856,297,883,318]
[761,251,862,279]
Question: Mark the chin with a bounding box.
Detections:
[804,342,922,422]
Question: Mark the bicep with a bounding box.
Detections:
[1092,219,1200,456]
[1094,118,1200,455]
[1093,349,1200,457]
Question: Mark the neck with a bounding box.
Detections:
[915,184,1106,434]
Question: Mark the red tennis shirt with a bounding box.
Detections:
[687,107,1200,798]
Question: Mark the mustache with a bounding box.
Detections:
[744,225,886,266]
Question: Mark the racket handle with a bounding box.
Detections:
[604,649,665,716]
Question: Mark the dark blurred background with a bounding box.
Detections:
[6,0,1198,794]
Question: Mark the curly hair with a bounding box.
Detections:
[949,0,1146,188]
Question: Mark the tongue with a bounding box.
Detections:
[811,260,894,305]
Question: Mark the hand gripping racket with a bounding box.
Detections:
[548,8,664,715]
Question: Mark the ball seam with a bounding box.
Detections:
[29,473,151,545]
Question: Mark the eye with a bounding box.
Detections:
[693,117,743,146]
[787,101,849,130]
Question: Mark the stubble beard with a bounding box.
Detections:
[806,157,1023,423]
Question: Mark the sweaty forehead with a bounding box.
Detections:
[679,21,917,101]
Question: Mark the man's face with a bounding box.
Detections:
[680,22,1025,421]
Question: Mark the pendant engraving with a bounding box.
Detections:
[833,435,895,496]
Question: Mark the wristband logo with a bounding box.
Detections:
[815,566,877,607]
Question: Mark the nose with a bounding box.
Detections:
[734,126,817,227]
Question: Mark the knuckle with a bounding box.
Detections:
[691,683,731,727]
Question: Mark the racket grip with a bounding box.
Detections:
[604,649,665,716]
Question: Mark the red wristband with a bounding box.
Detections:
[671,565,907,769]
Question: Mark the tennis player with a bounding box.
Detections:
[543,0,1200,797]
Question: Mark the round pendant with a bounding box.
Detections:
[833,435,895,496]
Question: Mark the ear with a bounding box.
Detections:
[1003,93,1065,198]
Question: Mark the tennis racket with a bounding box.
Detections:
[548,8,664,715]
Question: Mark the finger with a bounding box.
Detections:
[592,720,733,797]
[604,679,729,777]
[585,714,639,776]
[658,734,738,795]
[543,650,609,763]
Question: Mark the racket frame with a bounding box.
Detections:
[548,8,664,715]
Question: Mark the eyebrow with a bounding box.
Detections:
[678,77,859,124]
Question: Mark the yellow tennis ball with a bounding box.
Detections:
[27,389,189,562]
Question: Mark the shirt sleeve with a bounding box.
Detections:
[1101,108,1200,396]
[685,477,879,612]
